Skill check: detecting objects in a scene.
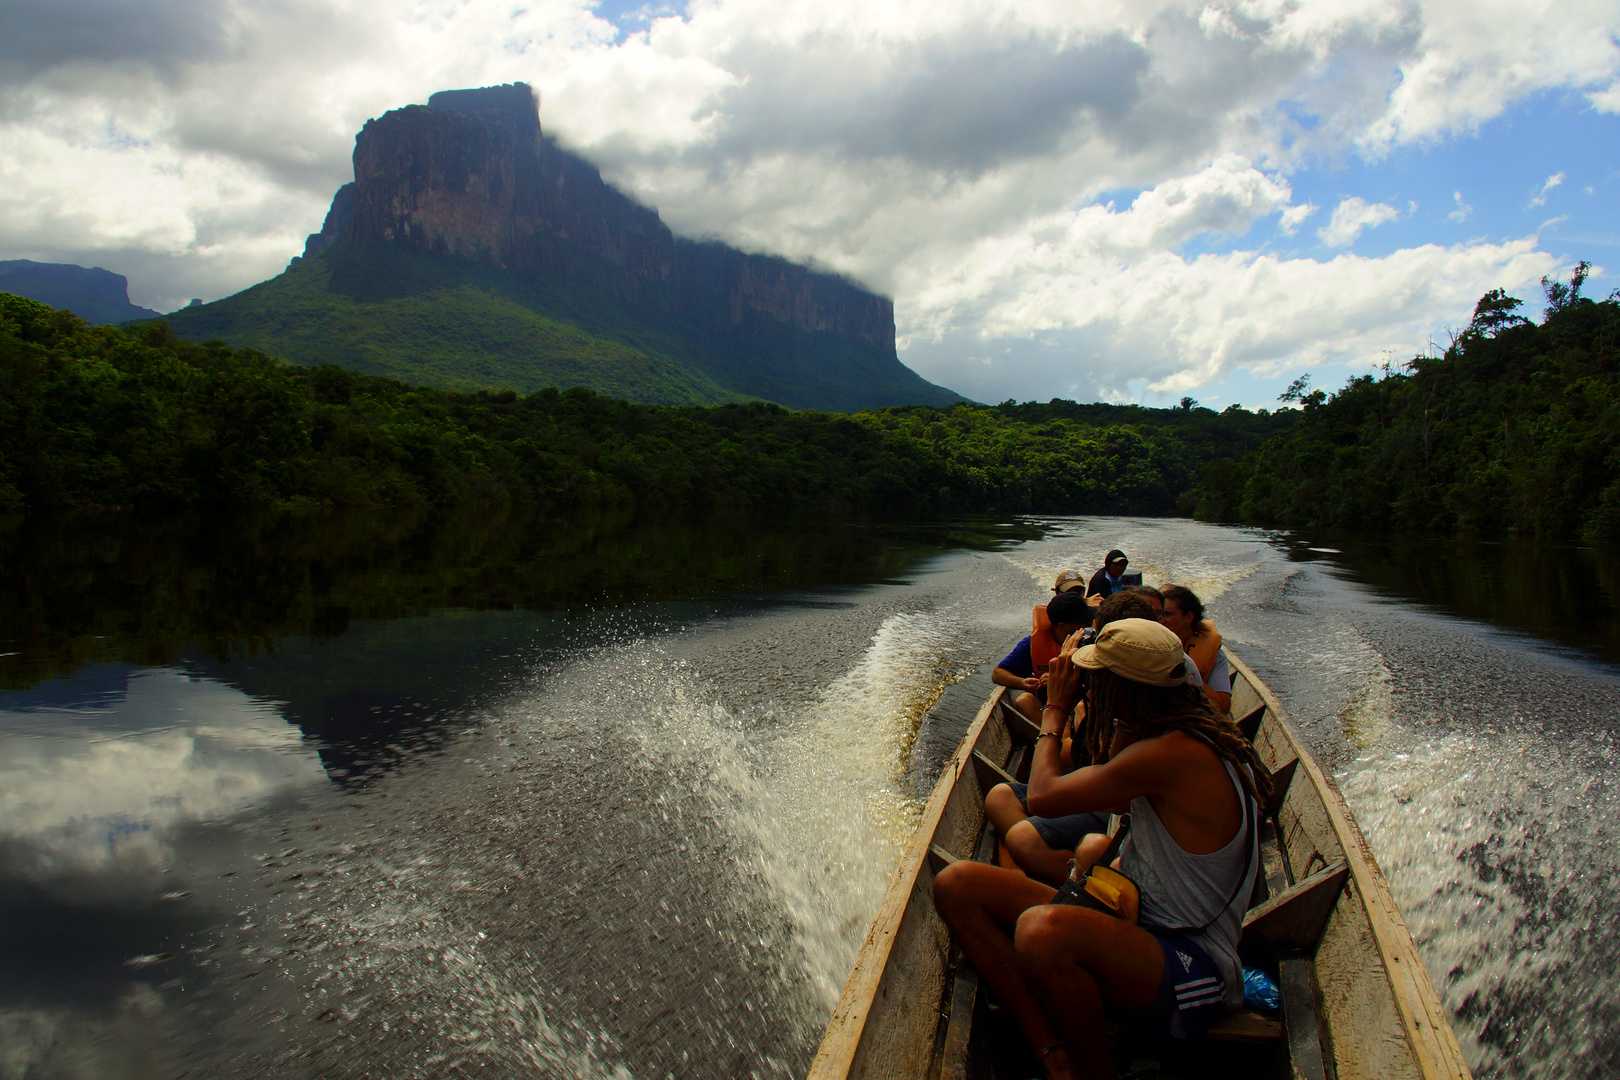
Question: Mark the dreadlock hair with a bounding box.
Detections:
[1062,592,1165,770]
[1079,666,1271,807]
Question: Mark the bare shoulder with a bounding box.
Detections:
[1115,730,1225,785]
[1112,729,1215,775]
[1140,728,1214,759]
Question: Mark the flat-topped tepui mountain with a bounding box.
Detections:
[0,260,162,326]
[163,84,960,410]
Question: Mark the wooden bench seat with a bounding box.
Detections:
[1206,1008,1283,1042]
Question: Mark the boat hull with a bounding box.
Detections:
[809,647,1470,1080]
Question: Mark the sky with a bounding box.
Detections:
[1,0,1617,408]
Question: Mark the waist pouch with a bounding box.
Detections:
[1050,789,1257,936]
[1052,862,1140,920]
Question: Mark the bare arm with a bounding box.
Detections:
[1035,733,1245,853]
[992,666,1041,692]
[1029,630,1099,811]
[1028,736,1172,817]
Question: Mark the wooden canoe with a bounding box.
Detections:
[807,646,1471,1080]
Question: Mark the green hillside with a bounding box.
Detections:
[158,241,745,406]
[2,291,1284,517]
[157,239,959,410]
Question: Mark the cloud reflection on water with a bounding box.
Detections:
[0,666,327,875]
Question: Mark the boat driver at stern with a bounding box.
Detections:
[933,619,1269,1080]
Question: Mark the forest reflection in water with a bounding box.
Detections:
[1274,530,1620,669]
[0,505,1044,694]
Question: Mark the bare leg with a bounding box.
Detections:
[986,782,1033,874]
[1014,906,1166,1080]
[1011,690,1041,725]
[933,862,1075,1080]
[985,782,1029,836]
[1073,831,1110,874]
[1003,820,1075,884]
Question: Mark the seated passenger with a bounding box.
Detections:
[1159,585,1230,714]
[1084,549,1131,604]
[992,590,1093,727]
[1117,584,1163,609]
[986,591,1161,884]
[934,620,1267,1079]
[1034,574,1091,688]
[1052,569,1087,596]
[1117,585,1213,692]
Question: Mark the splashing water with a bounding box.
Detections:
[1342,726,1620,1078]
[722,611,966,1010]
[184,603,978,1080]
[618,611,967,1016]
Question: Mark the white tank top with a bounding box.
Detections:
[1118,756,1256,1007]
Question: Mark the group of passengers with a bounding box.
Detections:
[940,550,1270,1080]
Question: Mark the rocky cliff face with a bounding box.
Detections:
[0,260,161,325]
[289,183,353,268]
[317,83,895,355]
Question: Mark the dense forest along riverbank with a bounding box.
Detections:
[3,509,1617,1079]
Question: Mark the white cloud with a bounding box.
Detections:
[0,0,1616,380]
[1591,81,1620,112]
[1530,171,1566,207]
[1449,190,1472,222]
[892,157,1305,340]
[1359,0,1620,153]
[1279,202,1319,235]
[1318,196,1400,246]
[900,237,1556,402]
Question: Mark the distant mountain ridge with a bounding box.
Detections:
[164,83,959,411]
[0,260,161,326]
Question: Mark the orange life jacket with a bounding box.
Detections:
[1186,620,1223,681]
[1030,606,1064,675]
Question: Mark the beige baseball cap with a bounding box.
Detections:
[1052,569,1085,593]
[1072,618,1188,686]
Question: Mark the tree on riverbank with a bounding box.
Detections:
[1192,267,1620,540]
[0,292,1286,519]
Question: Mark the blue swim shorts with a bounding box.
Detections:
[1006,781,1109,852]
[1131,932,1230,1042]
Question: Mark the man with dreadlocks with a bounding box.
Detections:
[985,590,1163,884]
[933,619,1268,1080]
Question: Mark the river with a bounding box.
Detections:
[2,509,1616,1079]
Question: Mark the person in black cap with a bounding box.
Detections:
[1085,549,1130,602]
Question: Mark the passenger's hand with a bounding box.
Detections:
[1020,676,1041,691]
[1038,672,1050,688]
[1046,631,1084,712]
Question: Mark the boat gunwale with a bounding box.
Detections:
[1224,648,1469,1080]
[806,684,1009,1080]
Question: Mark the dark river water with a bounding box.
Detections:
[3,508,1617,1079]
